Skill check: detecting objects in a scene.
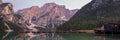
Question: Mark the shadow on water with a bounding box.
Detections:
[0,31,120,40]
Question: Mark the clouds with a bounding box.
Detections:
[3,0,91,11]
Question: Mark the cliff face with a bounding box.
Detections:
[58,0,120,30]
[16,3,78,27]
[0,0,24,31]
[15,6,40,24]
[35,3,78,27]
[0,3,14,21]
[0,0,2,4]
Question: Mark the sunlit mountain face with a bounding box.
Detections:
[16,3,78,28]
[0,0,80,32]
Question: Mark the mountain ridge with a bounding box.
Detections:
[58,0,120,30]
[16,2,78,28]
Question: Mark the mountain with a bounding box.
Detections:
[0,0,79,31]
[15,6,40,24]
[16,3,78,28]
[58,0,120,30]
[0,0,24,31]
[0,0,2,4]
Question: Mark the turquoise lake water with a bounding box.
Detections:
[0,32,120,40]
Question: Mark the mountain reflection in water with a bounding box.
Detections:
[0,32,120,40]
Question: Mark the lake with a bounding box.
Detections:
[0,31,120,40]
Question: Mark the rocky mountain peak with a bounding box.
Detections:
[0,2,14,21]
[16,6,40,24]
[44,2,57,6]
[39,3,66,16]
[0,0,2,5]
[16,2,78,27]
[41,2,66,10]
[30,6,39,10]
[0,0,25,31]
[1,3,14,14]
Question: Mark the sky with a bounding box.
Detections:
[3,0,91,12]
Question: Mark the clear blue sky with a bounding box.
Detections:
[3,0,91,12]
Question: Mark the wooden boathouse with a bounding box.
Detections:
[94,23,120,34]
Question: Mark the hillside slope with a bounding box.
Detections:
[58,0,120,30]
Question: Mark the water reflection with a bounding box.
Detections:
[94,34,120,40]
[0,32,64,40]
[0,32,120,40]
[0,31,18,40]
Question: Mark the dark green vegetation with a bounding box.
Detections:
[0,32,18,40]
[57,0,120,30]
[0,20,24,31]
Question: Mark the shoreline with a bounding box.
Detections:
[18,30,95,34]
